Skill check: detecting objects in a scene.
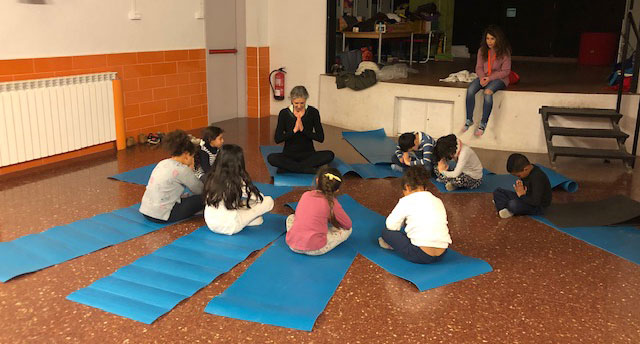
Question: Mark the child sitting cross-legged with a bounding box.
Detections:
[379,166,451,264]
[194,125,224,181]
[203,144,274,235]
[286,166,353,256]
[434,134,483,191]
[493,153,551,218]
[391,131,435,173]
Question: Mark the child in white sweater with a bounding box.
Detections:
[434,134,483,191]
[379,166,451,264]
[203,144,274,235]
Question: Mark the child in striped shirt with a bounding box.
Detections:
[391,131,435,173]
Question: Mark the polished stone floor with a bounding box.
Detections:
[0,117,638,343]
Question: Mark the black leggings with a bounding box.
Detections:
[267,150,335,174]
[144,194,204,223]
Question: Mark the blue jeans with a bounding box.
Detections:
[493,188,543,216]
[144,194,204,223]
[381,228,446,264]
[466,78,506,126]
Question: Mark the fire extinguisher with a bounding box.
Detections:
[269,67,286,101]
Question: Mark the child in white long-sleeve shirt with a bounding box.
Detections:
[203,144,274,235]
[379,166,451,264]
[434,134,483,191]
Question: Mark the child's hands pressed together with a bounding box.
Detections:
[437,159,448,173]
[402,151,411,166]
[514,179,527,197]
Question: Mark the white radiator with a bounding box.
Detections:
[0,72,117,167]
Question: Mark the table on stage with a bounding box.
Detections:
[341,30,434,66]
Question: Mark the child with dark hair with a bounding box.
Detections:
[493,153,551,218]
[379,166,450,264]
[433,134,483,190]
[195,125,224,180]
[391,131,435,173]
[140,130,204,223]
[286,166,353,255]
[203,144,274,235]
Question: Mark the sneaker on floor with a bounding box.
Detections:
[474,127,485,137]
[390,164,404,173]
[498,208,514,219]
[247,216,264,226]
[461,120,473,132]
[378,237,393,250]
[147,133,161,144]
[445,182,457,191]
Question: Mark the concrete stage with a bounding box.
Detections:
[318,59,639,155]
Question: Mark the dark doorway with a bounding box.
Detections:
[453,0,626,58]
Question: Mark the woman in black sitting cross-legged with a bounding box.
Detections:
[267,86,334,174]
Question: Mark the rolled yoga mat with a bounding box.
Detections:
[67,213,287,324]
[109,162,293,199]
[431,165,578,194]
[204,235,357,331]
[285,195,493,291]
[0,204,171,282]
[342,128,397,164]
[532,216,640,265]
[260,145,401,187]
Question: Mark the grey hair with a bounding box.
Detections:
[290,86,309,100]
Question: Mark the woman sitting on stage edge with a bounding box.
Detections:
[463,25,512,137]
[267,86,335,174]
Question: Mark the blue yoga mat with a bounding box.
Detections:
[109,163,292,199]
[431,165,578,194]
[68,213,287,324]
[109,164,157,186]
[342,128,397,164]
[532,216,640,265]
[204,235,357,331]
[0,204,169,282]
[286,195,493,291]
[260,145,401,187]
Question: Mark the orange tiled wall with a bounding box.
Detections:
[0,49,209,140]
[246,46,270,117]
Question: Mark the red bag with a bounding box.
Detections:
[509,71,520,85]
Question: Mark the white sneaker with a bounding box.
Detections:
[247,216,264,226]
[378,237,393,250]
[390,164,404,173]
[445,182,457,191]
[498,209,514,219]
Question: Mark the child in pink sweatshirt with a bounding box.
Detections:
[286,167,352,255]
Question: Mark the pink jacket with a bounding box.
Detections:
[286,190,352,251]
[475,48,512,86]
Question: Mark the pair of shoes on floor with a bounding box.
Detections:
[378,237,393,250]
[248,216,264,226]
[498,208,514,219]
[147,133,161,145]
[445,182,457,191]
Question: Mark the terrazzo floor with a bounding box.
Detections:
[0,116,638,343]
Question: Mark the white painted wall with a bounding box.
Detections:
[246,0,268,46]
[0,0,205,59]
[319,75,640,154]
[267,0,326,112]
